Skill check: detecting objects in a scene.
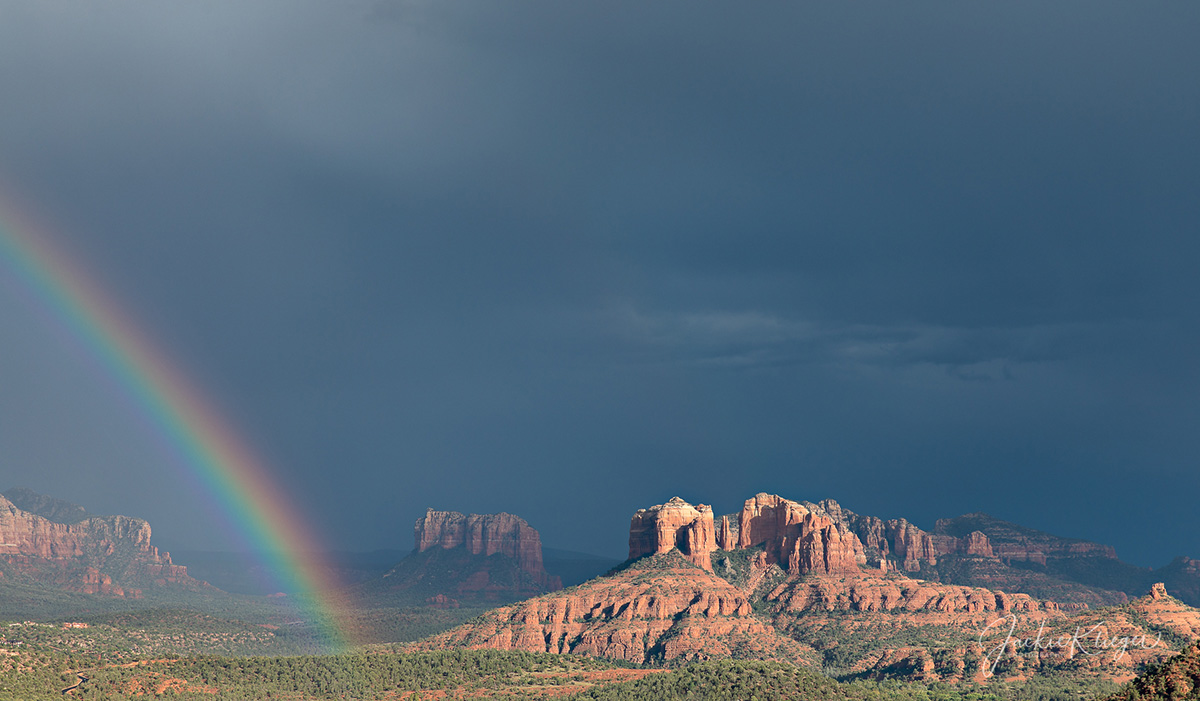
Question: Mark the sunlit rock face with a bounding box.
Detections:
[0,491,198,596]
[628,497,716,571]
[736,493,867,576]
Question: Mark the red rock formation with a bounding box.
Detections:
[736,494,865,576]
[419,551,814,664]
[766,572,1054,615]
[428,492,1200,683]
[932,513,1117,566]
[830,503,1000,570]
[1132,582,1200,639]
[939,530,995,558]
[415,509,559,590]
[628,497,717,571]
[717,515,735,551]
[0,493,198,595]
[425,594,461,609]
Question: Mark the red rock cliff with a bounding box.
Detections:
[628,497,717,571]
[419,551,810,664]
[831,502,996,571]
[736,494,866,576]
[415,509,558,589]
[0,493,196,595]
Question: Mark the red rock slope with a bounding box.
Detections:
[417,550,816,665]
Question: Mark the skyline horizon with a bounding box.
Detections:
[4,481,1187,570]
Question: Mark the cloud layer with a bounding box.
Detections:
[1,0,1198,563]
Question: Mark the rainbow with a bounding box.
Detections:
[0,191,354,650]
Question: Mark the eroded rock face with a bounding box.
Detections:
[829,503,997,571]
[628,497,717,571]
[716,515,737,550]
[1133,583,1200,639]
[415,509,559,590]
[425,491,1200,684]
[629,494,965,577]
[765,573,1053,615]
[737,494,866,576]
[625,493,1153,601]
[836,505,933,571]
[961,531,996,557]
[419,552,814,665]
[0,493,196,596]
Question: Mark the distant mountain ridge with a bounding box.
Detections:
[933,511,1117,562]
[0,488,202,597]
[3,486,90,524]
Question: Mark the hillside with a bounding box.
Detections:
[417,550,815,664]
[1106,641,1200,701]
[419,494,1200,685]
[0,642,1121,701]
[0,489,203,598]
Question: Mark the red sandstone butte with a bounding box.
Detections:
[0,493,196,595]
[415,509,560,590]
[628,497,717,571]
[736,493,866,576]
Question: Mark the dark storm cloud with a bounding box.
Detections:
[0,0,1198,564]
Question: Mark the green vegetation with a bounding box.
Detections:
[0,645,1128,701]
[565,659,910,701]
[1123,605,1195,653]
[778,616,975,676]
[0,570,492,655]
[341,604,492,644]
[566,659,1122,701]
[1105,643,1200,701]
[605,549,700,576]
[0,647,628,700]
[712,547,788,596]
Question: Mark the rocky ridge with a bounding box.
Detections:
[0,491,197,596]
[630,493,1006,577]
[933,512,1118,564]
[3,487,89,524]
[425,493,1200,684]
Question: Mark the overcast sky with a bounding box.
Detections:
[0,1,1197,565]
